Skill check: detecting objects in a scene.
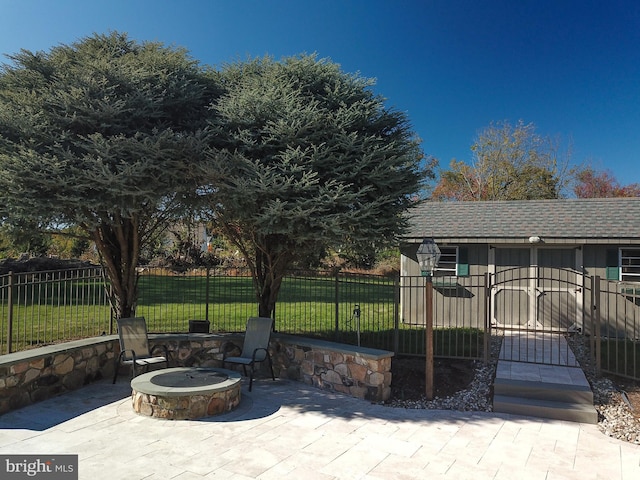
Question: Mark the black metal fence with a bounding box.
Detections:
[1,266,638,381]
[593,277,640,380]
[0,267,111,354]
[135,268,489,361]
[398,273,488,360]
[135,268,405,352]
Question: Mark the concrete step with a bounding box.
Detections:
[493,377,594,405]
[494,394,598,424]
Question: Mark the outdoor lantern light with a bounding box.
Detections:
[416,237,440,400]
[416,238,441,276]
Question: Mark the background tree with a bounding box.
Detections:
[0,32,217,318]
[201,55,428,318]
[573,167,640,198]
[0,220,51,257]
[48,226,92,260]
[432,120,571,201]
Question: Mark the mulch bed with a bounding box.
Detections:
[390,355,476,401]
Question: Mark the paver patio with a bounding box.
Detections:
[0,377,638,479]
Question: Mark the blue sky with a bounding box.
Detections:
[2,0,639,186]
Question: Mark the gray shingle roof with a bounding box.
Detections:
[405,198,640,243]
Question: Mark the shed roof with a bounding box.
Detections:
[404,198,640,244]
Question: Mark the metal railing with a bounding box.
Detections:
[398,274,488,360]
[136,269,489,361]
[135,268,402,350]
[1,266,638,381]
[594,277,639,380]
[0,267,111,353]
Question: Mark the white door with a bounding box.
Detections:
[490,247,581,330]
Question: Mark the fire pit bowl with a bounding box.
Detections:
[131,367,242,420]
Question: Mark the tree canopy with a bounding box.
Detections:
[0,36,429,320]
[573,167,640,198]
[201,55,428,317]
[432,120,571,201]
[0,32,217,318]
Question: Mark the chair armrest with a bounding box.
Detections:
[118,349,137,361]
[251,347,269,362]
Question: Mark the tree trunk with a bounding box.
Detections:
[87,216,140,319]
[256,272,283,319]
[253,247,287,320]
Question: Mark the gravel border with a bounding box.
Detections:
[385,334,640,445]
[566,334,640,444]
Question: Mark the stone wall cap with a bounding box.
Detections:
[272,333,394,360]
[0,335,118,366]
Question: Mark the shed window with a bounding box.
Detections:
[620,248,640,282]
[434,246,469,277]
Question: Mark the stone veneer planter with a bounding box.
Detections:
[150,332,394,402]
[0,337,117,414]
[131,367,241,419]
[269,333,394,402]
[0,331,393,415]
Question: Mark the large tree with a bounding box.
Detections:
[0,32,217,318]
[432,120,571,201]
[573,167,640,198]
[201,55,428,318]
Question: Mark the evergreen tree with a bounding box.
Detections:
[0,32,217,318]
[201,55,428,317]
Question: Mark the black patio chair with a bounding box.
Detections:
[112,317,169,383]
[223,316,275,391]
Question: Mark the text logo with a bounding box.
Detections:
[1,455,78,479]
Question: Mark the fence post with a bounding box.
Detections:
[589,276,594,362]
[593,275,601,375]
[483,272,490,364]
[393,276,400,354]
[205,267,210,323]
[7,271,14,354]
[334,270,340,340]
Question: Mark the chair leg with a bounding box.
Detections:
[112,359,119,384]
[112,352,124,384]
[267,354,275,381]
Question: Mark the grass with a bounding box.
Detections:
[0,275,113,352]
[136,272,398,332]
[2,271,482,360]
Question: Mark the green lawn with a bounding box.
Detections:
[2,271,484,360]
[1,276,112,352]
[135,272,397,332]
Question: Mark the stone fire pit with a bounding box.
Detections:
[131,367,242,420]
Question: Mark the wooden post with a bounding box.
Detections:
[425,275,434,400]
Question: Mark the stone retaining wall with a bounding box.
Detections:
[269,334,393,402]
[0,337,117,415]
[149,333,394,402]
[0,333,393,415]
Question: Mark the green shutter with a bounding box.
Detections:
[606,249,619,281]
[457,247,469,277]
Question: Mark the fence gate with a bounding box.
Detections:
[489,247,583,365]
